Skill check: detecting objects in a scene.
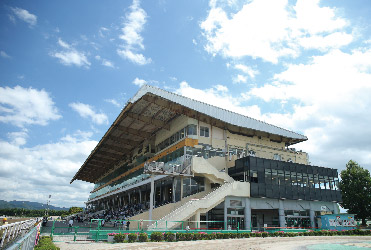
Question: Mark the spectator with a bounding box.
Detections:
[68,218,73,232]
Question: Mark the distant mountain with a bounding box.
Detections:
[0,200,69,211]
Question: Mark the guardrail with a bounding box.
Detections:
[0,219,39,249]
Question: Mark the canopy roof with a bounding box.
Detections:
[71,85,307,184]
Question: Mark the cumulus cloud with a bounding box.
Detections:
[50,38,91,68]
[117,0,151,65]
[0,86,61,127]
[69,102,108,125]
[176,81,262,120]
[132,77,147,87]
[0,131,96,207]
[10,7,37,26]
[200,0,351,63]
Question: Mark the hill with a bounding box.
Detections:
[0,200,68,211]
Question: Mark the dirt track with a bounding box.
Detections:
[55,236,371,250]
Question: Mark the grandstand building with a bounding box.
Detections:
[71,85,342,230]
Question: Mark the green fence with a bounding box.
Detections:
[42,219,318,242]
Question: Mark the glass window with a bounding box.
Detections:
[302,173,308,188]
[278,170,284,186]
[285,171,291,186]
[265,169,272,184]
[297,173,302,187]
[250,170,258,183]
[291,172,297,186]
[272,170,279,185]
[314,174,320,189]
[187,124,197,135]
[200,126,209,137]
[273,154,281,161]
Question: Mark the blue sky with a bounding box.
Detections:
[0,0,370,208]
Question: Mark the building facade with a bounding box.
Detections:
[72,85,342,230]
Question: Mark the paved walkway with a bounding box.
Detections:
[54,236,371,250]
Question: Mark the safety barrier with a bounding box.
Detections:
[0,219,40,249]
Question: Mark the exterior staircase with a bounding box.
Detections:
[192,157,234,184]
[148,181,249,230]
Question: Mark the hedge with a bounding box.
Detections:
[111,229,371,243]
[34,236,60,250]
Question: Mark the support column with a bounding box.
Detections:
[180,177,184,201]
[333,202,339,214]
[128,193,131,204]
[195,211,201,229]
[224,199,228,230]
[172,177,176,203]
[279,199,285,228]
[310,202,315,228]
[139,189,142,203]
[149,174,155,221]
[244,197,251,230]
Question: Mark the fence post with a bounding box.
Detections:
[166,221,168,230]
[237,222,239,233]
[95,220,101,242]
[74,227,78,242]
[50,220,55,238]
[155,221,158,229]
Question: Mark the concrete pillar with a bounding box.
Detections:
[310,202,315,228]
[195,211,201,229]
[333,202,339,214]
[180,177,184,200]
[139,189,142,203]
[172,177,176,203]
[279,199,285,228]
[224,199,228,230]
[128,193,131,204]
[244,197,251,230]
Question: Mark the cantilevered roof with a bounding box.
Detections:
[71,85,307,184]
[131,85,307,141]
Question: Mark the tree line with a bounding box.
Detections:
[0,207,83,217]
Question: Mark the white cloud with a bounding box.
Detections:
[0,132,96,208]
[10,7,37,26]
[200,0,352,63]
[69,102,108,125]
[0,86,61,127]
[232,74,247,84]
[105,99,121,108]
[234,64,259,79]
[117,0,151,65]
[101,59,115,68]
[0,51,11,59]
[175,81,262,120]
[50,39,91,68]
[132,77,147,87]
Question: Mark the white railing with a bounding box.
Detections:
[144,154,193,176]
[148,181,235,230]
[0,218,38,249]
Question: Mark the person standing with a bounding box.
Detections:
[68,218,73,232]
[126,220,130,231]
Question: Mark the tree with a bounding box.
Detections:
[68,207,83,215]
[339,160,371,226]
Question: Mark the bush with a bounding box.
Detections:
[176,232,186,241]
[34,236,60,250]
[128,233,137,243]
[185,233,193,241]
[215,232,224,239]
[164,232,176,242]
[261,232,268,238]
[150,232,164,242]
[138,233,148,242]
[113,233,126,243]
[193,233,202,240]
[241,232,250,238]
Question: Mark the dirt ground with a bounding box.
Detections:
[55,236,371,250]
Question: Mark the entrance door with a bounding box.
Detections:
[227,216,245,230]
[252,214,257,229]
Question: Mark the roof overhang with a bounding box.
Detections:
[71,85,307,184]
